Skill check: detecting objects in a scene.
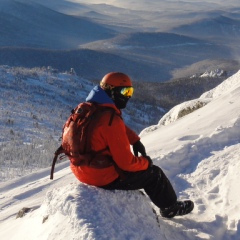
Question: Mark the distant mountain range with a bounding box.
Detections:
[0,0,239,81]
[171,15,240,43]
[0,0,116,49]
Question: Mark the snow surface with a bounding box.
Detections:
[0,71,240,239]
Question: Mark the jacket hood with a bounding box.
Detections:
[86,85,114,105]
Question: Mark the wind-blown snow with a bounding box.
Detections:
[0,71,240,239]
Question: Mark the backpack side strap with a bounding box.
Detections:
[50,145,66,180]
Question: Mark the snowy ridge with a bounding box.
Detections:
[141,70,240,132]
[199,69,226,78]
[157,98,210,127]
[1,70,240,239]
[200,70,240,99]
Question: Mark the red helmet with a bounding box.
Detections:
[100,72,132,89]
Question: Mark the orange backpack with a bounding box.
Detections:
[50,102,116,179]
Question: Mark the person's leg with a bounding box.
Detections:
[101,165,177,209]
[101,165,194,218]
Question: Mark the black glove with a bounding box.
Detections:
[144,155,153,167]
[133,140,146,157]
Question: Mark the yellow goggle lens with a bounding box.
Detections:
[120,87,134,97]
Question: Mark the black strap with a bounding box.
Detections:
[50,146,65,180]
[108,109,116,126]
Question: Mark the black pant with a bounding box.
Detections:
[101,165,177,209]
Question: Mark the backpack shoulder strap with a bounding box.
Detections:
[83,105,116,152]
[98,106,121,126]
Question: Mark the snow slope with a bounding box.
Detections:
[0,71,240,239]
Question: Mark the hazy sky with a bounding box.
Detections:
[68,0,240,9]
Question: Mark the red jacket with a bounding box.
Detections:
[70,86,149,186]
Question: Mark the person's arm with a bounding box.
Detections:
[102,117,149,172]
[125,125,146,157]
[125,125,140,145]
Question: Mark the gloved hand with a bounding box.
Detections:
[133,140,146,157]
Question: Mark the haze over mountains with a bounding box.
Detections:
[0,0,240,81]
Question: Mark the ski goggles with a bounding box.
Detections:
[120,86,134,97]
